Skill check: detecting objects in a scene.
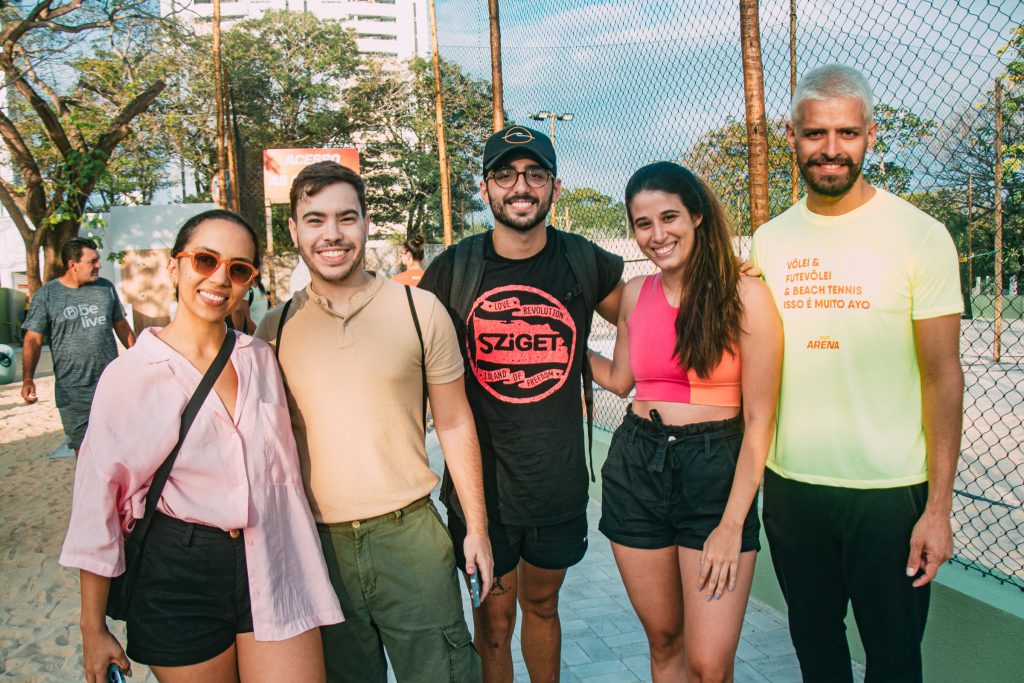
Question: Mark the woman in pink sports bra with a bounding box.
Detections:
[588,162,782,683]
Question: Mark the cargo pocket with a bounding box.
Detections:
[442,618,480,682]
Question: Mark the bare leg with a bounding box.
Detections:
[150,643,240,683]
[611,543,688,683]
[235,629,325,683]
[473,567,518,683]
[517,560,567,683]
[678,548,757,683]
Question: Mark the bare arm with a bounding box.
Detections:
[112,319,135,349]
[595,279,624,324]
[589,277,641,397]
[699,276,783,598]
[79,570,130,683]
[21,329,43,404]
[428,378,494,599]
[907,313,963,587]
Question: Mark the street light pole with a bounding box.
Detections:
[529,111,573,228]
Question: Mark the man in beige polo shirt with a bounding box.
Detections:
[255,161,493,682]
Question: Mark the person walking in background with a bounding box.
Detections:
[21,237,135,456]
[392,234,426,286]
[420,126,624,683]
[751,64,964,682]
[60,209,341,683]
[588,162,782,682]
[255,161,492,682]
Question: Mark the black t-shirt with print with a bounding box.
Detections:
[421,227,623,526]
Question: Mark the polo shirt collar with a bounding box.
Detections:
[305,272,385,322]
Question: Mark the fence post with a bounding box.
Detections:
[428,0,454,247]
[489,0,505,131]
[993,78,1003,362]
[739,0,771,233]
[789,0,799,205]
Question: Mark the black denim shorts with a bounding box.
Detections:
[598,407,760,552]
[126,512,254,667]
[448,510,588,577]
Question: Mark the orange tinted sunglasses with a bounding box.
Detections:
[177,250,258,286]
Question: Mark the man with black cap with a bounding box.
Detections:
[421,126,624,681]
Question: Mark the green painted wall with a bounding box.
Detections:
[587,427,1024,681]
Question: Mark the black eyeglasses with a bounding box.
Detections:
[488,168,552,189]
[178,250,258,286]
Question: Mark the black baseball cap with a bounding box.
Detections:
[483,125,557,176]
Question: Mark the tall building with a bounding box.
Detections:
[165,0,430,61]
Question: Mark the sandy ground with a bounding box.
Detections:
[0,358,155,682]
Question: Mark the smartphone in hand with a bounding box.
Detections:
[107,663,127,683]
[469,572,482,608]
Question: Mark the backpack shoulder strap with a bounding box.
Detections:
[274,298,293,361]
[449,233,488,326]
[559,231,602,315]
[404,286,428,433]
[557,230,605,483]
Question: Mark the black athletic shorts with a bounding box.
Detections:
[126,512,254,667]
[599,408,760,552]
[448,510,588,577]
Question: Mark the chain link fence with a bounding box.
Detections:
[436,0,1024,589]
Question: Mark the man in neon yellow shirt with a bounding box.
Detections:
[751,65,963,683]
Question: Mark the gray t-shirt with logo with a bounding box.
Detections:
[23,278,126,406]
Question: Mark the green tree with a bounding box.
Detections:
[864,103,936,195]
[0,1,166,293]
[557,187,627,239]
[346,57,493,241]
[223,10,360,151]
[682,116,793,233]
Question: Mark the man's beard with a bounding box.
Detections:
[798,153,863,197]
[301,238,364,283]
[490,192,553,232]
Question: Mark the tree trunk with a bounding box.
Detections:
[739,0,771,232]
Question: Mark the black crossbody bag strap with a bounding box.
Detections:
[134,331,236,542]
[405,286,428,433]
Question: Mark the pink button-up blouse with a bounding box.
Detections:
[59,328,343,641]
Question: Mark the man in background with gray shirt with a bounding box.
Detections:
[22,237,135,455]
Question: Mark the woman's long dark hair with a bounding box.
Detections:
[625,162,741,378]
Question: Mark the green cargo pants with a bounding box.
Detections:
[317,497,480,683]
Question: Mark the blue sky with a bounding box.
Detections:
[435,0,1023,199]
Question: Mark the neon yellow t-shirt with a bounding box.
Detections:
[750,189,962,488]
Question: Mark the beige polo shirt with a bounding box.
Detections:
[255,273,464,523]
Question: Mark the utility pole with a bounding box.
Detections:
[530,111,573,228]
[428,0,453,247]
[489,0,504,131]
[212,0,228,209]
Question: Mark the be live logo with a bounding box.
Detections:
[466,285,576,404]
[63,303,107,328]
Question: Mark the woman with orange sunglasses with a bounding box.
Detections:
[60,209,342,683]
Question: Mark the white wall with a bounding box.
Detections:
[94,203,218,295]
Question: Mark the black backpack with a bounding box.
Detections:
[446,230,606,481]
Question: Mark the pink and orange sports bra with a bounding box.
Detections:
[628,275,741,407]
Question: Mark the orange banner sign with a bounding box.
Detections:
[262,148,360,204]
